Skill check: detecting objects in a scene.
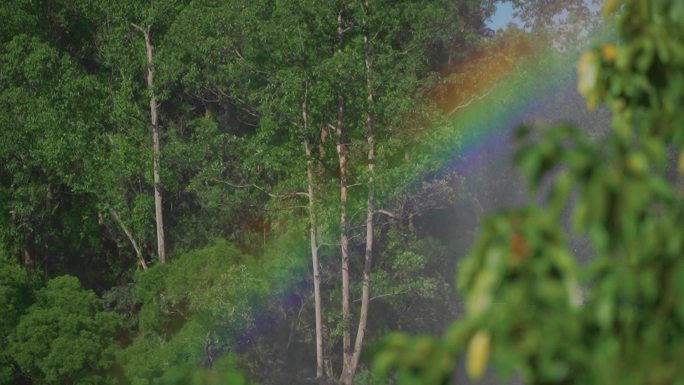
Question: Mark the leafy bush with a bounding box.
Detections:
[9,275,119,385]
[118,239,268,385]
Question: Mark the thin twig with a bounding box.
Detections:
[353,290,409,303]
[209,178,308,199]
[317,242,340,251]
[375,209,396,218]
[130,22,146,34]
[447,85,496,116]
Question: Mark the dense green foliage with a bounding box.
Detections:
[117,240,268,385]
[0,0,603,384]
[372,1,684,384]
[10,276,118,385]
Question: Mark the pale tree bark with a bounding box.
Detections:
[303,86,325,379]
[108,207,148,270]
[133,23,166,264]
[349,0,375,377]
[336,8,353,385]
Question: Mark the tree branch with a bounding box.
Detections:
[352,290,410,303]
[447,85,496,116]
[375,209,397,218]
[130,22,148,35]
[107,207,147,270]
[316,242,339,251]
[209,178,308,199]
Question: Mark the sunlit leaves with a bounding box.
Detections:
[578,51,599,109]
[466,330,491,379]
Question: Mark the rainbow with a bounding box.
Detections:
[234,30,610,365]
[428,39,582,179]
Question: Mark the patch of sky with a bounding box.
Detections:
[486,2,519,31]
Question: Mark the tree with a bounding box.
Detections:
[131,22,167,264]
[118,241,250,384]
[90,0,189,265]
[84,0,266,264]
[335,1,495,382]
[242,1,338,377]
[334,6,354,382]
[372,1,684,384]
[9,276,119,385]
[350,0,377,380]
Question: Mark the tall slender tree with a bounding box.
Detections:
[131,23,166,264]
[334,7,355,382]
[303,87,325,378]
[349,0,376,378]
[244,1,339,377]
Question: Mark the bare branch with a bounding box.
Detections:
[352,290,410,303]
[209,178,308,199]
[316,242,339,251]
[263,205,308,211]
[234,48,246,61]
[130,22,145,33]
[107,207,147,270]
[375,209,396,218]
[447,85,495,116]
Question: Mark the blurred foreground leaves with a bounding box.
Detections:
[371,1,684,384]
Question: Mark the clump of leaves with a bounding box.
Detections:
[8,275,119,385]
[118,240,264,384]
[117,236,306,385]
[371,1,684,384]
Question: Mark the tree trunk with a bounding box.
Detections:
[108,207,147,270]
[336,9,353,385]
[303,88,325,378]
[135,24,166,264]
[350,0,375,378]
